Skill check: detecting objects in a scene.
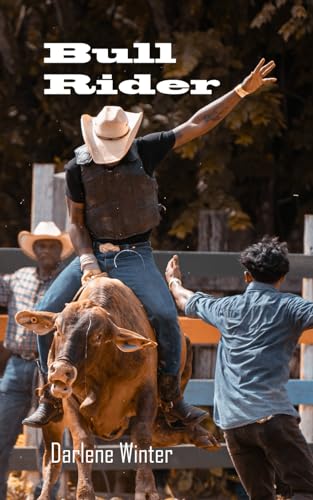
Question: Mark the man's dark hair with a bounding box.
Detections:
[240,236,290,284]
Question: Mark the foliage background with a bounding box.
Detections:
[0,0,312,251]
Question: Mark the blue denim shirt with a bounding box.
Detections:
[185,281,313,430]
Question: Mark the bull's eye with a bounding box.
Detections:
[31,317,38,324]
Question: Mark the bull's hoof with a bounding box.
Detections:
[192,427,220,450]
[76,489,95,499]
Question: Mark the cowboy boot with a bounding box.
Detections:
[158,373,209,426]
[22,363,63,428]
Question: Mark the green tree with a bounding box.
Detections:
[0,0,312,251]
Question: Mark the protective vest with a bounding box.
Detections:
[76,142,161,240]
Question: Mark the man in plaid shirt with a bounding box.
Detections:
[0,221,73,500]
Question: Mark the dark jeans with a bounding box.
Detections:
[36,242,181,376]
[0,356,58,500]
[0,356,36,499]
[224,414,313,500]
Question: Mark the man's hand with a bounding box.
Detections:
[165,255,182,285]
[81,268,102,285]
[165,255,194,311]
[241,58,276,95]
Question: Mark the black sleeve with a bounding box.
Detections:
[136,130,175,176]
[64,158,85,203]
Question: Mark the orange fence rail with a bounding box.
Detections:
[1,314,313,345]
[178,317,313,345]
[0,315,7,342]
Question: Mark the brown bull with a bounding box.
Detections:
[16,276,218,500]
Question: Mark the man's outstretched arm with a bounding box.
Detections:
[165,254,195,311]
[173,58,276,149]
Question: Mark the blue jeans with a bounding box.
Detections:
[36,242,181,376]
[0,356,59,500]
[0,355,36,499]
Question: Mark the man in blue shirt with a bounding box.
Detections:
[166,236,313,500]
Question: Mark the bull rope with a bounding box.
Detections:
[113,249,145,269]
[84,314,92,398]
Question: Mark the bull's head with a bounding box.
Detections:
[15,300,156,400]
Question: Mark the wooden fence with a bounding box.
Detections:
[1,248,313,471]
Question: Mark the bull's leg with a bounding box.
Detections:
[64,398,95,500]
[38,419,65,500]
[131,385,159,500]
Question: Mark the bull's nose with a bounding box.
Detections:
[50,364,73,379]
[51,382,72,399]
[49,361,77,384]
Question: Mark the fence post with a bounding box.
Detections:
[300,214,313,442]
[53,172,68,231]
[28,164,69,497]
[25,165,56,494]
[198,209,228,251]
[31,164,55,230]
[193,210,228,378]
[31,164,68,231]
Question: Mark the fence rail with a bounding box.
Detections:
[2,249,313,291]
[8,377,313,471]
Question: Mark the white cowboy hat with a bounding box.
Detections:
[81,105,143,165]
[18,221,74,261]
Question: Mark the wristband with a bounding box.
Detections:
[234,84,249,98]
[168,277,182,290]
[80,253,100,272]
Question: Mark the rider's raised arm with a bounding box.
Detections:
[172,58,276,149]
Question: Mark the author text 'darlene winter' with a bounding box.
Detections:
[51,442,174,465]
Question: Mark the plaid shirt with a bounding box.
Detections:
[0,266,59,358]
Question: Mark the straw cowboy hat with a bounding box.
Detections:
[18,221,73,261]
[81,105,143,165]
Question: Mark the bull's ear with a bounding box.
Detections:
[114,327,157,352]
[15,310,57,335]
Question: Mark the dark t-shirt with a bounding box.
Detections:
[65,130,175,203]
[64,130,175,244]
